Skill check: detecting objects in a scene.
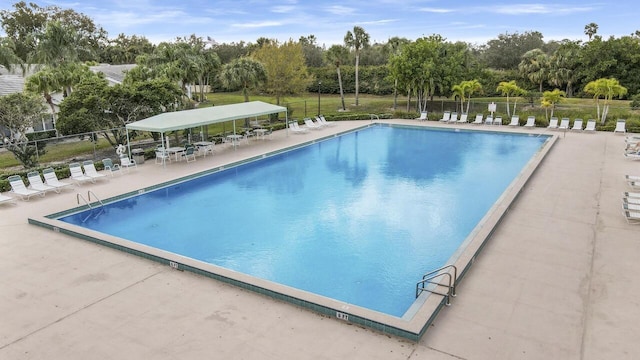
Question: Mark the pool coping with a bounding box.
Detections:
[28,123,558,341]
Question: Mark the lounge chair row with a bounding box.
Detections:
[5,167,74,201]
[623,176,640,224]
[430,112,600,131]
[103,156,138,174]
[290,115,335,134]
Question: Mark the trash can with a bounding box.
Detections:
[131,148,145,165]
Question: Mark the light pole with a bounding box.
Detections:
[317,81,322,116]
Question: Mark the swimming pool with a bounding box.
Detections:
[33,123,555,340]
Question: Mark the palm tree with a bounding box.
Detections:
[0,37,22,72]
[584,23,599,41]
[496,80,524,117]
[325,45,349,111]
[28,21,84,68]
[541,89,565,121]
[451,84,465,114]
[548,42,580,97]
[584,78,627,124]
[518,49,550,92]
[25,68,61,131]
[218,57,267,103]
[462,80,482,115]
[344,26,370,106]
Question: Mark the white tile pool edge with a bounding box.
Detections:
[28,124,558,341]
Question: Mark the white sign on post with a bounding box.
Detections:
[488,102,497,116]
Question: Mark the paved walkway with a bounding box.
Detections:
[1,121,638,359]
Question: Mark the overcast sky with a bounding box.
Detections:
[2,0,638,46]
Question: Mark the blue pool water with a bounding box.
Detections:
[59,125,547,317]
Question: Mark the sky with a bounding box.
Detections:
[2,0,639,46]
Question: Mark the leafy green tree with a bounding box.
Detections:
[252,40,312,106]
[382,37,410,110]
[218,57,267,102]
[326,45,350,111]
[584,78,627,124]
[452,80,482,114]
[101,33,155,64]
[518,49,550,92]
[541,89,565,120]
[0,92,47,168]
[25,68,60,121]
[481,31,545,70]
[344,26,370,106]
[298,35,324,67]
[0,37,22,71]
[496,80,525,116]
[0,1,105,62]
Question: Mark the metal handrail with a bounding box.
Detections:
[415,264,457,306]
[77,191,105,222]
[87,190,104,207]
[370,114,380,122]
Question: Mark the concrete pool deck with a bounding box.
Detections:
[1,120,638,359]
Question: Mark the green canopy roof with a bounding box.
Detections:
[126,101,287,133]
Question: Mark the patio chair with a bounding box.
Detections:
[524,116,536,128]
[289,121,308,134]
[623,197,640,205]
[439,111,451,122]
[471,114,483,125]
[493,116,502,125]
[508,115,520,126]
[318,115,336,126]
[155,148,169,164]
[614,119,626,134]
[415,111,428,121]
[448,112,458,123]
[119,155,137,171]
[82,161,108,182]
[457,114,468,123]
[571,119,583,131]
[623,152,640,161]
[304,118,322,130]
[558,118,570,130]
[0,192,16,206]
[69,162,95,184]
[8,175,45,200]
[43,167,73,192]
[485,116,494,125]
[624,191,640,198]
[623,210,640,224]
[547,117,559,129]
[584,119,597,132]
[182,146,196,163]
[27,171,57,193]
[102,158,122,176]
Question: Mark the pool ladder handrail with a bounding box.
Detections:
[369,114,380,122]
[415,264,457,306]
[76,191,105,222]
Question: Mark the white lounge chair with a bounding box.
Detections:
[547,117,559,129]
[493,116,502,125]
[102,158,122,176]
[119,155,137,170]
[27,171,57,194]
[0,192,16,206]
[558,118,570,130]
[289,121,308,134]
[508,115,520,126]
[613,119,626,134]
[571,119,583,131]
[457,114,468,123]
[8,175,45,200]
[624,191,640,198]
[624,152,640,160]
[584,119,596,132]
[42,167,73,191]
[304,118,322,130]
[623,203,640,212]
[623,209,640,224]
[82,160,108,181]
[524,116,536,128]
[485,116,494,125]
[471,114,483,125]
[623,197,640,205]
[439,111,451,122]
[318,115,336,126]
[415,111,428,121]
[448,112,458,123]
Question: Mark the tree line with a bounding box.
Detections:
[0,1,639,167]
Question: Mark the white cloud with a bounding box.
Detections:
[324,5,356,16]
[492,4,595,15]
[232,21,283,29]
[419,8,454,13]
[271,5,295,13]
